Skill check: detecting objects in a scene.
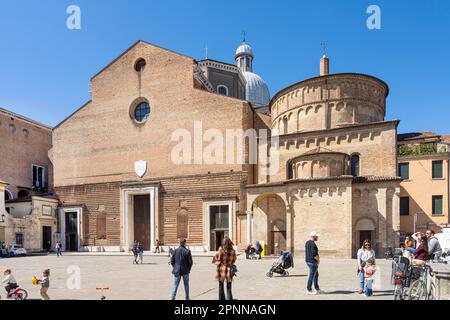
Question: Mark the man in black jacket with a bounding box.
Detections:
[170,238,193,300]
[305,231,323,295]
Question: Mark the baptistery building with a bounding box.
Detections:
[247,56,401,258]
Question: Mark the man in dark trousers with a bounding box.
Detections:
[170,238,193,300]
[305,231,323,295]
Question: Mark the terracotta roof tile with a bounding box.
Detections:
[353,175,402,183]
[398,132,441,141]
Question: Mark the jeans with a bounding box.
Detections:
[359,271,365,290]
[306,262,319,291]
[218,281,233,300]
[364,279,373,296]
[171,274,189,300]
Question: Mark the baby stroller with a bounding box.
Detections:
[266,251,294,277]
[248,247,259,260]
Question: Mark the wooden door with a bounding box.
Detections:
[272,231,287,255]
[359,230,372,248]
[134,195,151,251]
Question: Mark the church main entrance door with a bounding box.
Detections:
[134,194,151,251]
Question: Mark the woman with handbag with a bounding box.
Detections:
[212,236,237,300]
[356,240,375,294]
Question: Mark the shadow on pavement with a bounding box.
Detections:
[326,290,359,295]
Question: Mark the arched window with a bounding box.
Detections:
[217,85,228,96]
[287,162,294,180]
[177,210,189,240]
[4,190,12,201]
[283,117,288,134]
[351,154,360,177]
[18,190,29,199]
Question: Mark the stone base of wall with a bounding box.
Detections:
[55,171,248,249]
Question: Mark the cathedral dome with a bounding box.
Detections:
[242,71,270,107]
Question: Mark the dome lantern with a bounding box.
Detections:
[235,41,270,107]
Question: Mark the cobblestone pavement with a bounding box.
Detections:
[0,254,394,300]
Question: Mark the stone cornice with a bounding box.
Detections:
[274,119,399,141]
[0,108,52,131]
[246,175,354,189]
[398,152,450,161]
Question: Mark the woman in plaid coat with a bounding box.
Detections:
[213,236,237,300]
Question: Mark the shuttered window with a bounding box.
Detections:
[432,160,443,179]
[400,197,410,216]
[432,196,443,215]
[398,163,410,180]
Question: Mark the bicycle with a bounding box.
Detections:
[391,254,412,300]
[408,264,436,300]
[393,270,410,300]
[0,286,28,300]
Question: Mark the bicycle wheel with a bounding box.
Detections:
[408,280,425,300]
[14,288,28,300]
[427,281,436,300]
[394,285,403,300]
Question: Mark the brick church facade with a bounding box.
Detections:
[50,40,401,257]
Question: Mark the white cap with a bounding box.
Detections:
[310,231,320,237]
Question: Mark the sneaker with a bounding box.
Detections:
[306,290,317,295]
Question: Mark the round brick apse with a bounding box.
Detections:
[270,73,389,135]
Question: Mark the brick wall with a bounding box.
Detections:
[55,171,247,247]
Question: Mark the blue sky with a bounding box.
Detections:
[0,0,449,134]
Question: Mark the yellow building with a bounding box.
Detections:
[398,132,450,236]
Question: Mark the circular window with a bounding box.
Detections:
[134,59,146,72]
[133,102,151,123]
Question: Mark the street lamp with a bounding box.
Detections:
[413,211,424,234]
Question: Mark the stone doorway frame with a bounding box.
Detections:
[203,200,235,252]
[121,184,158,252]
[58,206,83,252]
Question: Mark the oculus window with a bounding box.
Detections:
[134,102,151,123]
[134,58,146,72]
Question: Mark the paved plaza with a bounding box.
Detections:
[0,253,395,300]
